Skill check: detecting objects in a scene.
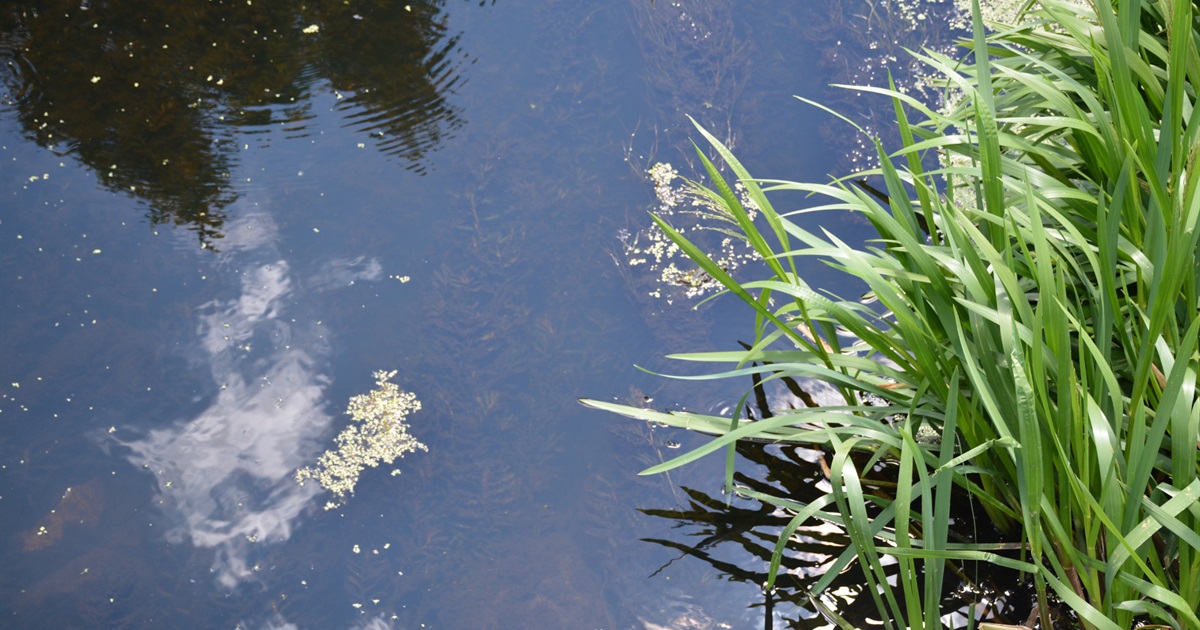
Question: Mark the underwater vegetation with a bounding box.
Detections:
[586,0,1200,627]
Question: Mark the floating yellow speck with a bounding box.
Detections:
[303,24,320,34]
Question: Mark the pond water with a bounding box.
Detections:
[1,1,988,628]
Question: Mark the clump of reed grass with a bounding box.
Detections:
[583,0,1199,626]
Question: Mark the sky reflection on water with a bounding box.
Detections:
[119,205,391,589]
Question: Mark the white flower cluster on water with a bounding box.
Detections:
[295,370,427,510]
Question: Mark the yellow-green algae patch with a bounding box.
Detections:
[296,370,426,510]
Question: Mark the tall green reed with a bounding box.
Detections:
[583,0,1199,626]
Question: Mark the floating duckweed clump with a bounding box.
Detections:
[296,370,426,510]
[620,162,761,303]
[949,0,1087,28]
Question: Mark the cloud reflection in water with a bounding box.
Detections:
[122,210,383,588]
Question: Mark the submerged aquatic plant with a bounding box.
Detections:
[585,0,1199,626]
[296,370,426,510]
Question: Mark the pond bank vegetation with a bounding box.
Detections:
[585,0,1199,626]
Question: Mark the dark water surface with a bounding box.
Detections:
[1,1,972,627]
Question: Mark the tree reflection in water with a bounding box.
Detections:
[0,0,476,248]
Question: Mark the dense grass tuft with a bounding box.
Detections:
[583,0,1199,626]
